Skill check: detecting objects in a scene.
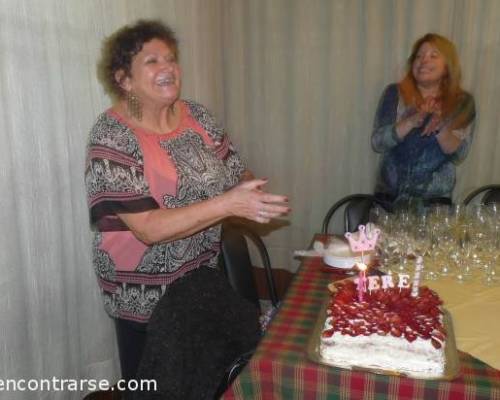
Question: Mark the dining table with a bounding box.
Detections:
[222,233,500,400]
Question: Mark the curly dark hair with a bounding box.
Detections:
[97,20,179,99]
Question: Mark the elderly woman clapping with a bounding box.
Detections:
[85,20,289,398]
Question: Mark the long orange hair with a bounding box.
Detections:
[399,33,464,120]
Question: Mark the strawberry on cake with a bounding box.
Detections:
[319,278,447,378]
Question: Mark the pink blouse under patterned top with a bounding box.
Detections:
[85,100,245,322]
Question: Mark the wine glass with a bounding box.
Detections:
[428,204,450,228]
[423,227,441,281]
[454,222,473,283]
[434,230,456,277]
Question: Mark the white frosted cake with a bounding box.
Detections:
[319,279,447,378]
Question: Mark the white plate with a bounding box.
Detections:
[323,252,373,269]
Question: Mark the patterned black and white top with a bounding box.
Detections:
[85,100,245,322]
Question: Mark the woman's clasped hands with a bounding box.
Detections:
[399,96,442,138]
[418,96,442,136]
[223,178,290,224]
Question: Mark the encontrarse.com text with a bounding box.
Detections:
[0,378,157,392]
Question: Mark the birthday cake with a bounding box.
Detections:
[319,276,447,378]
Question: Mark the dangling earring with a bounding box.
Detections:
[126,91,143,121]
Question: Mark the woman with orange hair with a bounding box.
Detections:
[372,33,476,210]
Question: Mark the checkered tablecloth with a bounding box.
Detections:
[222,234,500,400]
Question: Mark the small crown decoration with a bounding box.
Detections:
[344,224,381,253]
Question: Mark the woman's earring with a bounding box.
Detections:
[127,91,143,121]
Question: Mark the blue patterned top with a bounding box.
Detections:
[371,84,475,206]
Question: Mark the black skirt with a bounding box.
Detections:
[133,266,261,400]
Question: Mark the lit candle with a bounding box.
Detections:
[356,262,368,302]
[411,256,424,297]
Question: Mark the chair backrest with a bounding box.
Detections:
[219,222,279,309]
[463,184,500,205]
[322,194,375,234]
[482,188,500,205]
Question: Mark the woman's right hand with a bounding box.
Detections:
[396,96,443,139]
[419,97,443,136]
[222,179,290,223]
[396,110,427,139]
[418,96,441,115]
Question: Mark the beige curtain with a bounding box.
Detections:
[221,0,500,271]
[1,1,499,398]
[0,1,224,399]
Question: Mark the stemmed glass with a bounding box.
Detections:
[435,229,457,277]
[412,223,430,257]
[454,223,473,283]
[393,209,414,274]
[481,263,498,286]
[457,203,500,284]
[428,204,450,228]
[479,209,500,285]
[372,207,398,273]
[411,222,437,280]
[372,201,499,286]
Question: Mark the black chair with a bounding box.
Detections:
[214,349,254,399]
[321,194,375,234]
[483,189,500,205]
[219,221,279,310]
[463,184,500,205]
[215,221,280,399]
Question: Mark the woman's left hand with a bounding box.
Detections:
[419,97,442,136]
[419,96,440,114]
[421,114,442,136]
[222,179,290,224]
